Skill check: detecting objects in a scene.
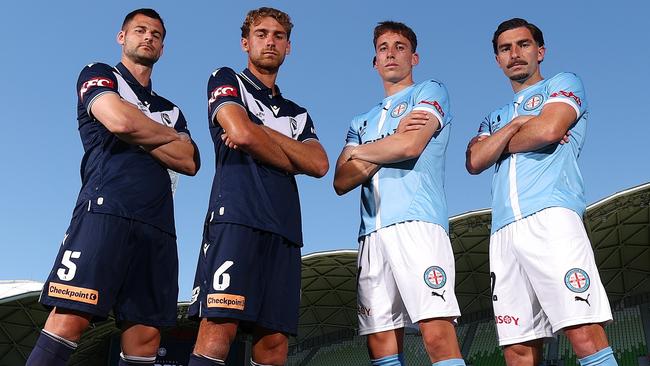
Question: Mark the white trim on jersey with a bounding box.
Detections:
[508,96,525,221]
[372,100,391,229]
[86,90,118,116]
[544,98,581,119]
[412,106,444,129]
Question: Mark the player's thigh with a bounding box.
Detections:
[490,224,553,346]
[516,208,612,332]
[357,231,409,336]
[255,235,301,336]
[114,221,178,327]
[383,221,460,322]
[40,211,132,319]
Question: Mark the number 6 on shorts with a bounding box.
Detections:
[213,261,234,291]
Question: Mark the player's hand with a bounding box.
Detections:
[396,111,430,133]
[221,132,239,150]
[178,132,191,143]
[559,130,571,145]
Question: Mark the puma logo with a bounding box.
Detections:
[574,294,591,307]
[431,290,446,302]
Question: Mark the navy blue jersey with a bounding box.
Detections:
[76,62,190,235]
[206,68,318,246]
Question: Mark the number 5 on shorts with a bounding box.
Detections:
[57,250,81,281]
[213,261,234,291]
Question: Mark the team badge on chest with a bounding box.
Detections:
[523,94,544,111]
[424,266,447,289]
[564,268,590,293]
[391,102,408,118]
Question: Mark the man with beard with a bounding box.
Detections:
[466,18,617,366]
[187,7,328,366]
[27,8,199,366]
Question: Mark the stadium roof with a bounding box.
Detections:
[1,183,649,362]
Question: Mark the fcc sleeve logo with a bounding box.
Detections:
[208,85,238,105]
[550,90,582,106]
[79,78,114,100]
[419,100,445,117]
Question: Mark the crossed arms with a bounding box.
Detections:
[465,102,577,175]
[333,110,439,195]
[216,104,329,178]
[91,93,200,176]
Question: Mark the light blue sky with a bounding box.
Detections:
[1,1,648,300]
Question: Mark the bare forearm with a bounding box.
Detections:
[262,127,329,177]
[506,118,562,153]
[146,139,200,176]
[235,125,297,173]
[333,159,380,195]
[466,122,522,174]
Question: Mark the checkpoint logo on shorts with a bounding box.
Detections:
[48,282,99,305]
[564,268,591,293]
[423,266,446,289]
[523,94,544,111]
[391,101,408,118]
[207,293,246,311]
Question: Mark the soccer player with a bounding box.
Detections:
[26,8,200,366]
[334,21,466,366]
[187,7,328,366]
[466,18,617,366]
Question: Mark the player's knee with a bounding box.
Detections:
[564,324,609,357]
[121,324,161,357]
[43,308,91,342]
[252,333,288,365]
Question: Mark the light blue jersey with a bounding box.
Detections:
[478,72,588,234]
[346,80,452,238]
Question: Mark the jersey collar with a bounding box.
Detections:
[241,68,282,98]
[115,62,153,94]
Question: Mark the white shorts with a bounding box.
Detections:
[357,221,461,336]
[490,207,613,346]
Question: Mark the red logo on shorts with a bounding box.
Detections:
[494,315,520,325]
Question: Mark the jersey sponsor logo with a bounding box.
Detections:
[208,85,238,105]
[79,77,114,100]
[423,266,446,289]
[48,282,99,305]
[207,293,245,310]
[523,94,544,111]
[564,268,590,293]
[494,315,520,325]
[390,101,408,118]
[419,100,445,117]
[358,303,372,317]
[550,90,582,106]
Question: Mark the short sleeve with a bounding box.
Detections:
[412,80,452,128]
[544,72,587,119]
[297,112,319,142]
[77,63,118,115]
[174,110,190,135]
[477,115,492,136]
[207,67,245,125]
[345,116,362,147]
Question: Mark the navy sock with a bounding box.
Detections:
[188,353,226,365]
[25,330,77,366]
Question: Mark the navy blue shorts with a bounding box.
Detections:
[40,209,178,327]
[188,223,301,335]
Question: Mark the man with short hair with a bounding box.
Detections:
[187,7,328,366]
[26,8,200,366]
[466,18,617,366]
[334,21,466,366]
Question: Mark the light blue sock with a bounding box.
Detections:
[432,358,466,366]
[578,347,618,366]
[371,353,404,366]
